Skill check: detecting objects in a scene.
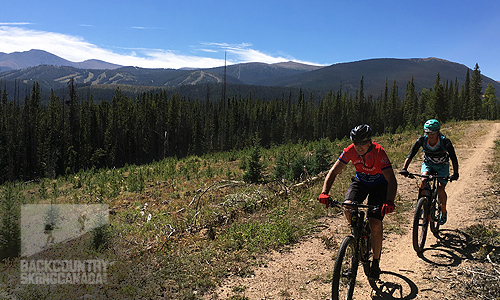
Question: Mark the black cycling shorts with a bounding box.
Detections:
[344,176,388,220]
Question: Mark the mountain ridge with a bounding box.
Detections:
[0,49,122,71]
[0,50,498,102]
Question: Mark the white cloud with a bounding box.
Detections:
[0,22,33,26]
[200,42,288,64]
[0,26,322,69]
[0,26,110,62]
[199,42,323,66]
[199,48,218,53]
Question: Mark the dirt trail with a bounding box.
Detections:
[207,122,500,300]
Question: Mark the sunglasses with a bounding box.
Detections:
[353,140,371,146]
[425,131,438,135]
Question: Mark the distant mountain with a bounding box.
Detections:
[0,65,245,93]
[0,49,122,71]
[1,50,499,103]
[255,57,500,97]
[207,61,323,85]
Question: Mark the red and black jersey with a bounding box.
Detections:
[338,142,392,185]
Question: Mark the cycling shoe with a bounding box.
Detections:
[439,212,447,225]
[368,264,380,281]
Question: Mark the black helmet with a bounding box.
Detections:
[350,124,372,144]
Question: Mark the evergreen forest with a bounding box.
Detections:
[0,63,498,184]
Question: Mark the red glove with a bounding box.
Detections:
[318,192,330,208]
[382,201,395,215]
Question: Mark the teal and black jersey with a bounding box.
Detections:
[407,134,458,166]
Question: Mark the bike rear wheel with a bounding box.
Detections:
[412,197,429,253]
[429,197,441,236]
[332,235,358,300]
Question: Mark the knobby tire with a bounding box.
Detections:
[332,235,358,300]
[360,222,371,278]
[429,197,441,236]
[413,197,429,253]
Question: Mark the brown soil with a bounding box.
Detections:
[206,122,500,300]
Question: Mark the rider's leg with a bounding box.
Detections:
[343,178,368,224]
[369,217,383,260]
[419,171,430,197]
[369,217,383,280]
[437,182,447,213]
[343,200,353,223]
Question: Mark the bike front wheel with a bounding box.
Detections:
[412,197,430,253]
[332,235,358,300]
[429,197,441,236]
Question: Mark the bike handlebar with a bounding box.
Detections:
[328,198,380,211]
[400,171,454,182]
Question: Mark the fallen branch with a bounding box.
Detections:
[487,254,500,276]
[189,180,244,208]
[276,170,328,196]
[159,224,177,251]
[462,267,500,279]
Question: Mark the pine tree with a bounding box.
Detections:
[359,77,366,123]
[21,82,42,179]
[381,79,389,132]
[462,69,471,119]
[67,78,81,173]
[386,80,399,132]
[40,90,64,178]
[470,63,483,120]
[419,88,431,123]
[242,136,263,183]
[430,73,448,121]
[311,138,332,174]
[0,183,21,260]
[483,83,497,120]
[449,78,460,120]
[403,77,418,127]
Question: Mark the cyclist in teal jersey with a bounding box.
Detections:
[400,119,459,225]
[318,124,397,280]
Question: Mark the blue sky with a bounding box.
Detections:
[1,0,499,80]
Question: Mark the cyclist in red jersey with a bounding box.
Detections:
[318,124,397,281]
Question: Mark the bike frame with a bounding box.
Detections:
[402,172,452,252]
[407,171,450,217]
[329,198,380,300]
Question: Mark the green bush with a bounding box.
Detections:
[90,211,112,251]
[242,138,263,183]
[310,138,332,174]
[221,207,298,252]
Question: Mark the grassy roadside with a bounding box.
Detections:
[451,134,500,299]
[0,121,491,299]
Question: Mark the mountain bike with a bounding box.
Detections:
[401,171,452,253]
[329,198,380,300]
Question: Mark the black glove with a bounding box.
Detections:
[450,173,459,181]
[399,169,409,177]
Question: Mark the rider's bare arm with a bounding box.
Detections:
[322,159,347,194]
[382,167,397,202]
